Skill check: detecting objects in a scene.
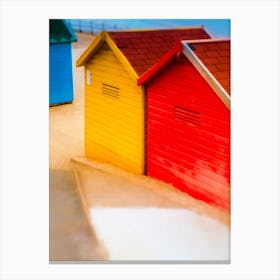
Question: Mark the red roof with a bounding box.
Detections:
[108,27,211,76]
[188,40,230,94]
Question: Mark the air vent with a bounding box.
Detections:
[102,83,119,99]
[175,106,200,126]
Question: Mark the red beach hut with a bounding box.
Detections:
[138,38,230,211]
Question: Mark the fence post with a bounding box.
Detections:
[90,21,93,34]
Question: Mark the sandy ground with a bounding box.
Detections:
[49,32,230,262]
[49,32,94,170]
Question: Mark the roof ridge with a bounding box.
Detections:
[108,25,205,33]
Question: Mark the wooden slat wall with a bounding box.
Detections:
[147,55,230,210]
[84,43,145,174]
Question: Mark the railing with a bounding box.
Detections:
[67,19,118,34]
[66,19,230,38]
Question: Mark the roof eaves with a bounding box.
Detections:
[76,31,139,82]
[76,31,106,67]
[137,40,183,85]
[49,19,77,44]
[63,20,77,42]
[182,42,230,109]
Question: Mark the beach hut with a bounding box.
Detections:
[76,27,211,175]
[49,19,77,106]
[138,38,230,210]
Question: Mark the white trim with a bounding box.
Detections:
[182,38,230,44]
[182,42,230,109]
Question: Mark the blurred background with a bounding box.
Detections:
[67,19,230,38]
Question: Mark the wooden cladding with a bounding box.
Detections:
[102,83,120,99]
[175,106,200,126]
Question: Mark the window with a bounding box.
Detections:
[102,83,119,99]
[175,106,200,126]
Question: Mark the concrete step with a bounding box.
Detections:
[68,158,230,261]
[70,156,230,226]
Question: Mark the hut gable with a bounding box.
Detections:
[76,31,139,82]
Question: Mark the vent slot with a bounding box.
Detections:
[102,83,119,99]
[175,106,200,126]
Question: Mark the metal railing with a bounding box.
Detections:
[67,19,118,34]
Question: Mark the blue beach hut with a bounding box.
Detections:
[49,19,77,106]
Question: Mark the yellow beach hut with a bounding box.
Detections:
[76,27,210,174]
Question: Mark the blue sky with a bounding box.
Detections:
[68,19,230,38]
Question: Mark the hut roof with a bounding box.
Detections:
[49,19,77,44]
[108,27,210,76]
[76,27,210,81]
[182,39,230,108]
[185,39,230,95]
[138,38,230,109]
